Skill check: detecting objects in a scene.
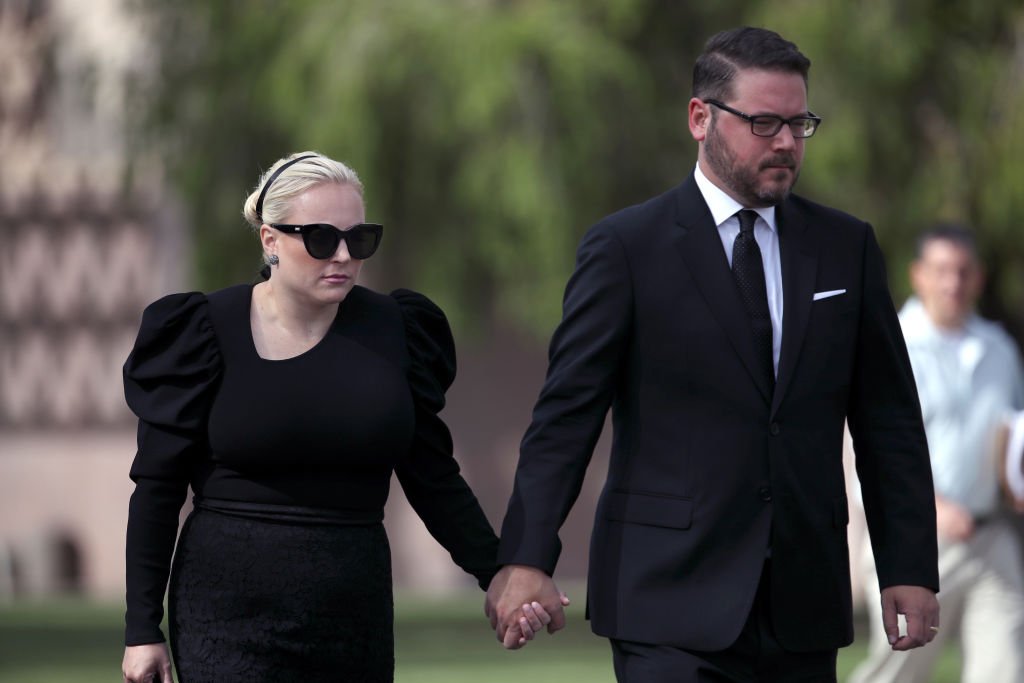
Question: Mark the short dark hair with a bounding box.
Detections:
[914,223,979,261]
[692,27,811,102]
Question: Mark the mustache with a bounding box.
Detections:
[760,155,796,169]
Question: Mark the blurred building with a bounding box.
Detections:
[0,0,182,599]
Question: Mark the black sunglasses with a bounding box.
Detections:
[271,223,383,260]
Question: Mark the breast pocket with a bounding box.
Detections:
[796,293,860,393]
[810,292,859,343]
[813,290,855,315]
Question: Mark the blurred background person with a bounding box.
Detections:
[850,224,1024,683]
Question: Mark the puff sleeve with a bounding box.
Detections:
[123,292,222,645]
[390,290,499,590]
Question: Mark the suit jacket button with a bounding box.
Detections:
[769,422,780,436]
[759,486,772,501]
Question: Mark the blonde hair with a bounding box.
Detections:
[242,151,364,230]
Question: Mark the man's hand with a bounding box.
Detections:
[484,564,569,649]
[122,642,173,682]
[880,585,940,651]
[935,495,974,541]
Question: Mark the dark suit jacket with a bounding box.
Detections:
[497,173,938,652]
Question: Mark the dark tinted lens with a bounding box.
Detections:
[344,225,382,259]
[304,225,342,259]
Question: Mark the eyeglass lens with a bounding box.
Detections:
[751,117,817,137]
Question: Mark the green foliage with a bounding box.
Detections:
[131,0,1024,339]
[763,1,1024,327]
[133,0,670,335]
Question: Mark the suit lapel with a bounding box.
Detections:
[672,177,774,404]
[771,199,818,416]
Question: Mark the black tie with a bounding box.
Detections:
[732,210,774,391]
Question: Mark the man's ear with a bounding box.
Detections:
[688,98,711,142]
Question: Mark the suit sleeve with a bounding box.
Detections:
[497,223,634,574]
[847,226,939,592]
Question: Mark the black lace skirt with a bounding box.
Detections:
[168,501,394,683]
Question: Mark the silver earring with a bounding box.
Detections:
[268,254,280,266]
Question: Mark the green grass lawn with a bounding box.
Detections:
[0,593,961,682]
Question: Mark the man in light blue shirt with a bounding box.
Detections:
[851,224,1024,683]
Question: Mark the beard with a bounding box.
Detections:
[703,119,800,207]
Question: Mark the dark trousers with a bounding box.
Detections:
[610,562,837,683]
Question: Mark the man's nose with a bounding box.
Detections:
[938,272,967,292]
[771,124,798,150]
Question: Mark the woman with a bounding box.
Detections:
[120,152,553,683]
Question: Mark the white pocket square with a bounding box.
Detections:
[813,289,847,301]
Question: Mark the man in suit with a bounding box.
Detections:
[485,26,941,681]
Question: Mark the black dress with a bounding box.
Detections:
[123,284,498,682]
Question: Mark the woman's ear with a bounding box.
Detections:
[259,224,277,257]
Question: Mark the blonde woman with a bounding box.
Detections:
[120,152,553,682]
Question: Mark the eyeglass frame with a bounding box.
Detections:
[703,99,822,138]
[270,222,384,260]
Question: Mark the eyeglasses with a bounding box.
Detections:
[704,99,821,138]
[271,223,383,260]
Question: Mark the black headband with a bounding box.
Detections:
[255,154,317,222]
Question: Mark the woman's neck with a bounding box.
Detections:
[253,281,338,346]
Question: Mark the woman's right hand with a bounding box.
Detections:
[122,643,173,683]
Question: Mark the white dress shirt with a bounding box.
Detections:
[693,163,784,375]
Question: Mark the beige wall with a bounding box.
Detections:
[0,433,136,598]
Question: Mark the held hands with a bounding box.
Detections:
[122,643,173,683]
[484,564,570,649]
[880,585,940,651]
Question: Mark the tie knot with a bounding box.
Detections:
[737,210,758,235]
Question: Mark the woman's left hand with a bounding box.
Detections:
[514,592,571,646]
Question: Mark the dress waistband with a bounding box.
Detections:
[194,497,383,526]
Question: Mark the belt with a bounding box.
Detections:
[194,496,383,526]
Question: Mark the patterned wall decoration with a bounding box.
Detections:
[0,0,176,431]
[0,0,186,599]
[0,190,165,429]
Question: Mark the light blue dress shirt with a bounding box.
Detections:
[900,297,1024,516]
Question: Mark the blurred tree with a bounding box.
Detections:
[762,1,1024,335]
[130,0,696,334]
[130,0,1024,340]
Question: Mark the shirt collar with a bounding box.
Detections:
[694,162,777,232]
